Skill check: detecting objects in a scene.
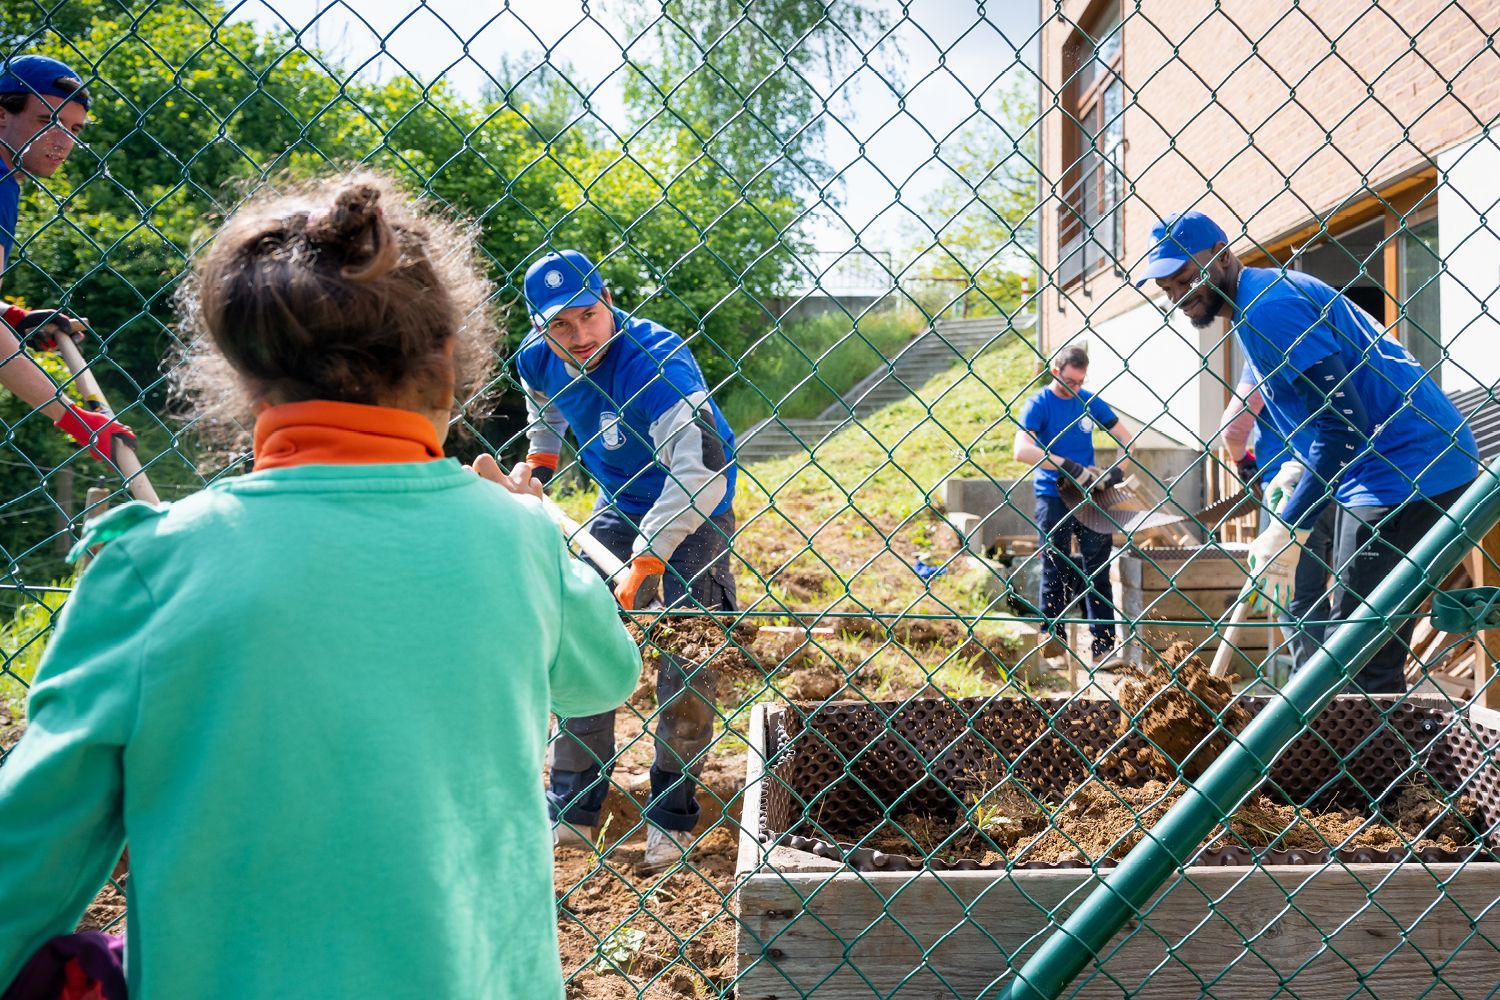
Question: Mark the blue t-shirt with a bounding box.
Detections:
[0,170,19,269]
[514,308,737,517]
[1239,363,1303,486]
[1019,387,1118,497]
[1233,267,1477,506]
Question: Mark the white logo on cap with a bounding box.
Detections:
[544,269,564,289]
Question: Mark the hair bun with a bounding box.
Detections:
[306,181,399,283]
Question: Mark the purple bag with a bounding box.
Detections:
[3,933,126,1000]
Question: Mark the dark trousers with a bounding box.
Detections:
[1329,483,1470,694]
[548,504,737,832]
[1035,494,1116,657]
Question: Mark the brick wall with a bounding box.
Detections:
[1039,0,1500,352]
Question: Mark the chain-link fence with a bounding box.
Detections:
[2,1,1499,997]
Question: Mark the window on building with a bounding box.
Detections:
[1291,217,1388,321]
[1059,4,1125,287]
[1398,211,1442,375]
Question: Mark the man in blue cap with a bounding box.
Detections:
[1141,210,1477,693]
[0,55,135,469]
[507,248,737,871]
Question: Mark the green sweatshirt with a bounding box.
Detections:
[0,460,641,998]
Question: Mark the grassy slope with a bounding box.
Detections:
[731,331,1043,612]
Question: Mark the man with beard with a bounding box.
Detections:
[1138,210,1476,693]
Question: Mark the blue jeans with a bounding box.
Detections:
[1035,494,1116,657]
[548,503,737,832]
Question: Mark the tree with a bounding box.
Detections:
[910,70,1039,317]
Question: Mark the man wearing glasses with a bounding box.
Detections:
[1013,345,1135,668]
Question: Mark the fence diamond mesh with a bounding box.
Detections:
[2,1,1499,998]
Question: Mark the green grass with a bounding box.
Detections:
[716,306,932,431]
[1,582,70,716]
[739,331,1044,525]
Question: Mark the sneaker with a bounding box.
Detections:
[552,822,596,853]
[641,826,694,872]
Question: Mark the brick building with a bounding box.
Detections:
[1037,0,1500,445]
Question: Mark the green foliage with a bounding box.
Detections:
[717,306,926,430]
[1,350,81,582]
[0,580,69,715]
[911,70,1039,317]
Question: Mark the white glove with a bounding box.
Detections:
[1246,521,1311,612]
[1265,460,1305,517]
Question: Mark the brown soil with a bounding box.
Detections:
[1115,641,1249,779]
[855,775,1482,869]
[840,639,1482,870]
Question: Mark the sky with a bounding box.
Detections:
[229,1,1041,268]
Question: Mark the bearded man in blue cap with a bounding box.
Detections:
[1140,210,1477,693]
[0,55,135,469]
[506,249,737,871]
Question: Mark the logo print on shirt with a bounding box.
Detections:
[544,269,564,289]
[600,412,624,450]
[1079,417,1094,434]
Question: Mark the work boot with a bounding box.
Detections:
[642,825,693,872]
[552,822,595,853]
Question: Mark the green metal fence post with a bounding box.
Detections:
[998,462,1500,1000]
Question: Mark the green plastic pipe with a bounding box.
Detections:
[998,462,1500,1000]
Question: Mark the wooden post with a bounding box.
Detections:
[51,466,74,555]
[1467,522,1500,710]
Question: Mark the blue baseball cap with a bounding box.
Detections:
[0,55,90,110]
[524,249,605,328]
[1134,211,1228,287]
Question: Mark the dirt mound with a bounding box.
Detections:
[1117,641,1248,779]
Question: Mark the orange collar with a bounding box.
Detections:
[253,400,444,472]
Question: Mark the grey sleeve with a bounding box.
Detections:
[634,391,730,562]
[522,377,569,456]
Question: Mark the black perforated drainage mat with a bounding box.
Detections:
[754,695,1500,872]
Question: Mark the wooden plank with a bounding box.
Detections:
[1470,526,1500,711]
[736,863,1500,1000]
[737,703,772,877]
[1118,551,1252,593]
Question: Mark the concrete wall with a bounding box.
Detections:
[1078,303,1230,447]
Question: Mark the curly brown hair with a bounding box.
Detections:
[172,171,499,446]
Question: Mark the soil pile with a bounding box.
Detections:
[1116,641,1248,780]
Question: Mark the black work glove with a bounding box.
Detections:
[8,308,81,351]
[1094,466,1126,492]
[1058,457,1098,489]
[1236,449,1260,485]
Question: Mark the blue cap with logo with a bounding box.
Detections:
[524,249,605,328]
[0,55,90,111]
[1134,210,1228,287]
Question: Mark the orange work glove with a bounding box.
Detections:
[54,403,135,465]
[614,554,665,610]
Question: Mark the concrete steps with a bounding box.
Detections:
[735,313,1030,465]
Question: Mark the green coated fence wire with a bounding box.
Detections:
[2,2,1499,998]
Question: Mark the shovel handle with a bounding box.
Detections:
[53,336,160,505]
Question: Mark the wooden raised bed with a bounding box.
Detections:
[735,696,1500,999]
[1111,542,1275,672]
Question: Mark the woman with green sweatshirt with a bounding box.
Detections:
[0,173,642,998]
